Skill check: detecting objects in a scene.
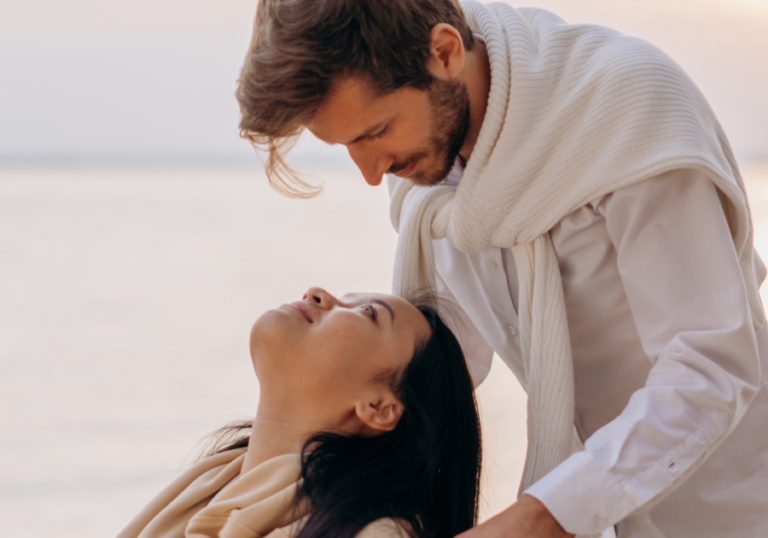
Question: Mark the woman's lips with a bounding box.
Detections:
[393,160,418,178]
[290,301,313,322]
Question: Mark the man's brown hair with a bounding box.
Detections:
[236,0,474,197]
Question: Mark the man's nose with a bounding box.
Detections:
[347,145,394,186]
[303,287,334,309]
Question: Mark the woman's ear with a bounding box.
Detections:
[426,23,465,80]
[354,390,404,433]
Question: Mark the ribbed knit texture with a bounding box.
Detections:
[388,1,766,493]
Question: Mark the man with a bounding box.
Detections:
[235,1,768,537]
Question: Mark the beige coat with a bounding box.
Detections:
[117,449,411,538]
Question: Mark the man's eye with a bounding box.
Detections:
[367,126,389,141]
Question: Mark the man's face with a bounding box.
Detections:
[307,76,470,187]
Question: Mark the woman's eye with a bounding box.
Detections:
[364,305,378,322]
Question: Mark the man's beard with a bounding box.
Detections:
[388,78,471,186]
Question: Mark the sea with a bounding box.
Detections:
[1,162,767,537]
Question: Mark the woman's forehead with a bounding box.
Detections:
[341,291,402,307]
[341,291,387,303]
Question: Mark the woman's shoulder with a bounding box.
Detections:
[266,517,416,538]
[356,518,416,538]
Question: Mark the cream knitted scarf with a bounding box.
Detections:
[117,450,309,538]
[389,1,765,492]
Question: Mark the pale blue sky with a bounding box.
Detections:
[1,0,766,165]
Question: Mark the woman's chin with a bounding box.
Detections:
[249,310,283,356]
[249,308,302,368]
[252,306,289,331]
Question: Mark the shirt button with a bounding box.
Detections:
[489,260,498,271]
[508,325,517,335]
[593,514,608,529]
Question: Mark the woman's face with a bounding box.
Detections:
[249,287,431,431]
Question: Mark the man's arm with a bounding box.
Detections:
[462,169,762,537]
[458,495,573,538]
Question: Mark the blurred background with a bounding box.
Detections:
[1,1,766,536]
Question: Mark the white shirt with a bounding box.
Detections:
[435,163,768,537]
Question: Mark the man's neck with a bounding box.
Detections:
[458,39,491,163]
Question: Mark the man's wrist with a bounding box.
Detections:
[508,494,575,537]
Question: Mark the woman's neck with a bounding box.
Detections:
[240,412,310,474]
[240,388,365,475]
[241,396,358,474]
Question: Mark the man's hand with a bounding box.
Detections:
[456,495,575,538]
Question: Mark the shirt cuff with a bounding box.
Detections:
[523,406,732,535]
[523,451,637,536]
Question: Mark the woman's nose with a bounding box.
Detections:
[303,287,334,309]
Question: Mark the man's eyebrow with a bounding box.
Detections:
[370,298,395,323]
[346,120,387,145]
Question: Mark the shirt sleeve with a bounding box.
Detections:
[524,169,763,535]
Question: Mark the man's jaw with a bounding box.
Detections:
[407,148,461,187]
[384,141,461,186]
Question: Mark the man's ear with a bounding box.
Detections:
[354,390,404,433]
[426,23,466,80]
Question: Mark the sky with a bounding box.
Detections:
[0,0,767,165]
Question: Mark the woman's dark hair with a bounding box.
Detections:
[236,0,475,197]
[203,300,482,537]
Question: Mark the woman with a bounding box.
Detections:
[118,287,482,538]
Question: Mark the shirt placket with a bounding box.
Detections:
[484,247,521,343]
